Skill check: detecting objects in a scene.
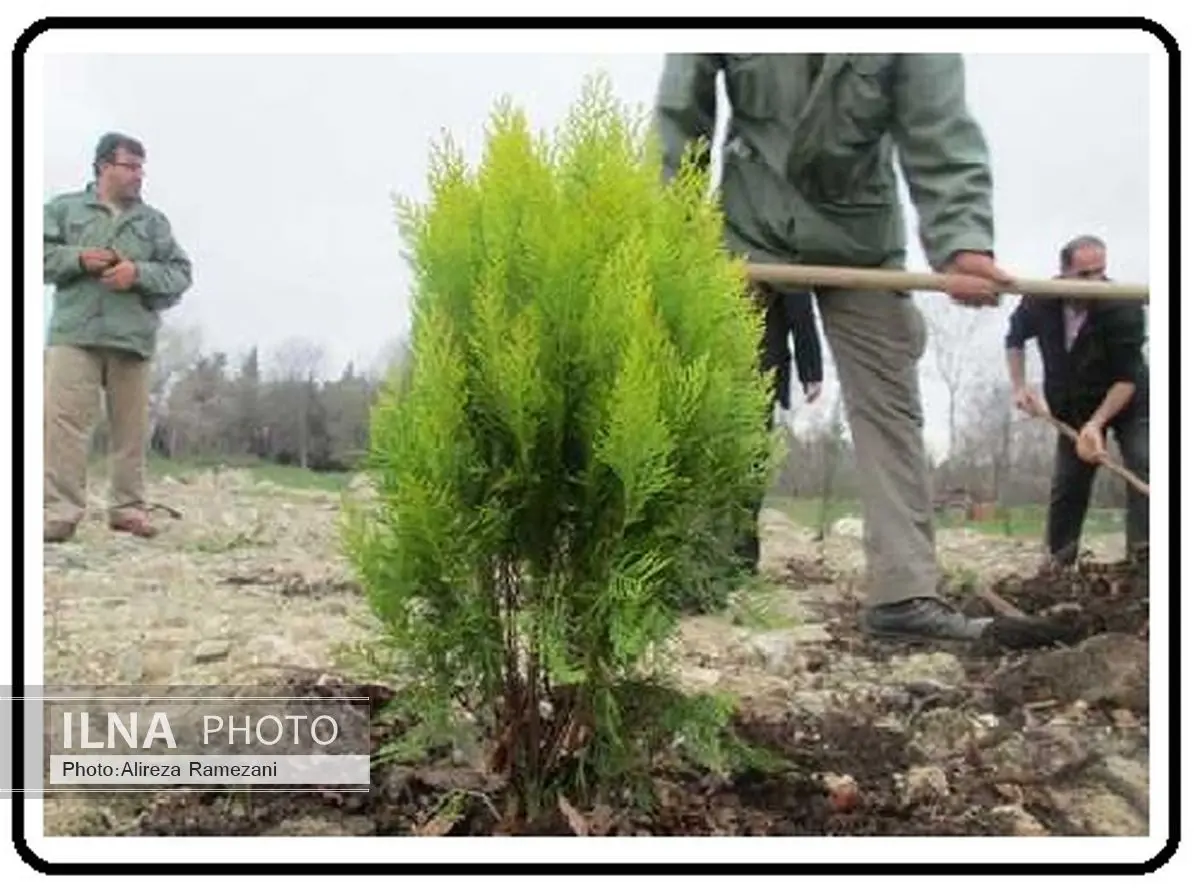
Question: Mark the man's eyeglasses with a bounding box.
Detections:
[110,161,144,173]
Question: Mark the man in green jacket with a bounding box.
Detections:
[656,53,1012,642]
[43,132,193,542]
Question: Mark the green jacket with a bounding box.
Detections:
[44,184,193,359]
[655,53,995,270]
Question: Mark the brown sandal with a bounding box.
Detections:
[109,513,158,538]
[44,520,77,543]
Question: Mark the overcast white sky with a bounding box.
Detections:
[40,51,1151,458]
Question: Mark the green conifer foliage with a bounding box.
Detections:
[342,75,779,821]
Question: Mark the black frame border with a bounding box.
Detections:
[11,14,1181,876]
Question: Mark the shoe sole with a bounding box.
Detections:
[861,626,985,644]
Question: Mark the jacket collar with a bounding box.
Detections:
[796,54,853,126]
[83,181,144,215]
[784,55,867,189]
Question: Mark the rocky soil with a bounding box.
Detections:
[40,473,1150,837]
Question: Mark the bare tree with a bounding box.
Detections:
[372,334,412,381]
[996,389,1013,535]
[162,352,235,458]
[958,375,1014,529]
[922,298,987,464]
[269,337,326,383]
[814,389,848,540]
[269,337,326,469]
[148,324,204,452]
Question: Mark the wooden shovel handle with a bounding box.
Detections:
[744,262,1150,302]
[1040,414,1151,497]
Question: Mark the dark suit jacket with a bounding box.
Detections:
[760,286,822,410]
[1004,289,1148,428]
[779,289,822,388]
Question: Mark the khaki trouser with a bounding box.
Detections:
[816,287,938,608]
[44,344,151,529]
[718,151,940,609]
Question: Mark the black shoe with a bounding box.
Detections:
[984,614,1087,650]
[861,597,993,642]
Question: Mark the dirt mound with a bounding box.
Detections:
[991,545,1149,639]
[117,657,1146,838]
[43,471,1150,838]
[120,675,1013,837]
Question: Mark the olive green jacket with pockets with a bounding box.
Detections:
[44,184,193,360]
[655,53,996,270]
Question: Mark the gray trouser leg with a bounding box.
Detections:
[816,288,939,608]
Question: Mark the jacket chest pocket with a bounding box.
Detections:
[64,209,104,246]
[830,56,895,148]
[725,53,799,120]
[113,218,156,261]
[798,56,896,204]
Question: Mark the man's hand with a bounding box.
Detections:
[803,382,822,404]
[79,248,117,274]
[1076,420,1108,464]
[942,251,1015,308]
[100,259,138,291]
[1013,385,1046,418]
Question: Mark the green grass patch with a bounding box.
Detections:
[135,454,355,493]
[766,495,1125,540]
[241,463,353,492]
[763,495,859,530]
[727,577,795,630]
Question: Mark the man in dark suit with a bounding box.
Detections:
[731,283,823,573]
[759,284,824,413]
[1004,234,1149,565]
